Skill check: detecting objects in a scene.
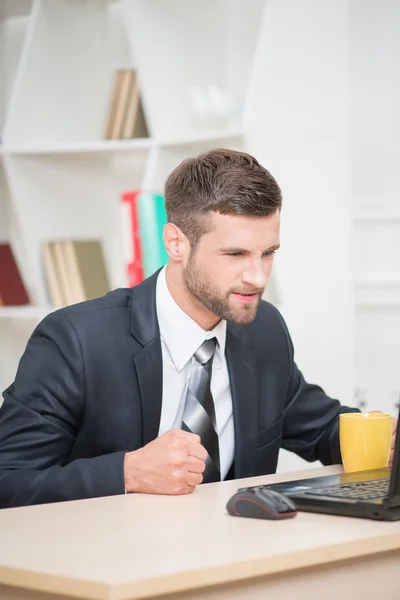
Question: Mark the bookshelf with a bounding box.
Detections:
[0,0,399,472]
[0,0,258,392]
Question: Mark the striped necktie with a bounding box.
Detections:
[181,338,220,483]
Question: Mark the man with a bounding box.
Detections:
[0,149,396,508]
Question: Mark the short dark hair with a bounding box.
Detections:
[164,148,282,247]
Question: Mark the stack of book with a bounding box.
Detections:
[121,192,169,288]
[0,243,30,306]
[42,240,111,308]
[104,69,149,140]
[1,196,168,308]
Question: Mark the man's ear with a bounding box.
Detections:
[164,223,188,262]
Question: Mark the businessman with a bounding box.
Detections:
[0,149,396,508]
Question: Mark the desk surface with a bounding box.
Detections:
[1,465,400,600]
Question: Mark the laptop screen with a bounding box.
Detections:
[388,405,400,507]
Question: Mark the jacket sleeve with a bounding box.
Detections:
[0,311,125,508]
[278,313,360,465]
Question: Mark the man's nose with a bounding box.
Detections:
[241,263,268,290]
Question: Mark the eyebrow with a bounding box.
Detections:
[218,244,280,254]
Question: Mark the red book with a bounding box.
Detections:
[0,243,30,306]
[121,191,144,287]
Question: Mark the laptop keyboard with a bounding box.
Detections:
[305,478,390,501]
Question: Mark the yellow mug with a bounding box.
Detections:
[340,413,392,473]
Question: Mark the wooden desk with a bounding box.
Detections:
[1,466,399,600]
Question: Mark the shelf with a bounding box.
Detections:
[354,212,400,223]
[2,130,244,156]
[0,306,52,320]
[355,283,400,309]
[3,138,155,156]
[156,129,244,148]
[355,281,400,289]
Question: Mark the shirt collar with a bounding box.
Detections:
[156,267,227,372]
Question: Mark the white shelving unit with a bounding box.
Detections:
[0,0,399,471]
[0,0,261,393]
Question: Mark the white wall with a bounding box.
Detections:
[244,0,353,471]
[351,0,400,417]
[246,0,353,403]
[246,0,400,471]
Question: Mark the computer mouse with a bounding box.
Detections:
[226,486,298,520]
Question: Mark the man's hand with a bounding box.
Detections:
[124,429,207,495]
[370,411,398,468]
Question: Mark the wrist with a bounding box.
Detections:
[124,449,142,493]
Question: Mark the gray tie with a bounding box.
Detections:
[181,338,220,483]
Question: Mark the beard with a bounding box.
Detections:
[183,250,263,325]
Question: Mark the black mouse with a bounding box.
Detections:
[226,486,298,520]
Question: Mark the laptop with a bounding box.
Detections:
[243,406,400,521]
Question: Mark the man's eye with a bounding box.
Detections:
[263,250,276,257]
[226,252,242,257]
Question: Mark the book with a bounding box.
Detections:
[121,191,144,287]
[121,71,140,139]
[42,240,111,307]
[121,74,149,139]
[131,95,149,138]
[42,242,66,308]
[104,70,125,140]
[110,70,135,140]
[104,69,149,140]
[153,194,169,267]
[52,241,76,306]
[137,193,168,277]
[63,241,111,303]
[0,243,30,306]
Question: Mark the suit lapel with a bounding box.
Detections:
[130,270,163,446]
[226,328,258,479]
[134,339,163,445]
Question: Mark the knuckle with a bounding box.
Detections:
[171,453,185,468]
[169,468,184,482]
[182,431,200,444]
[176,482,188,494]
[172,438,186,450]
[165,429,177,439]
[168,429,183,441]
[200,447,208,460]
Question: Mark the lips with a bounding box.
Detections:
[233,292,259,303]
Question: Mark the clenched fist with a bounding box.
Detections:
[124,429,207,495]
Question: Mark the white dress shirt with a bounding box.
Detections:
[156,267,234,479]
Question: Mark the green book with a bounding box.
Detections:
[153,194,169,267]
[138,193,168,277]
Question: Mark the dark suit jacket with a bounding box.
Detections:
[0,271,358,508]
